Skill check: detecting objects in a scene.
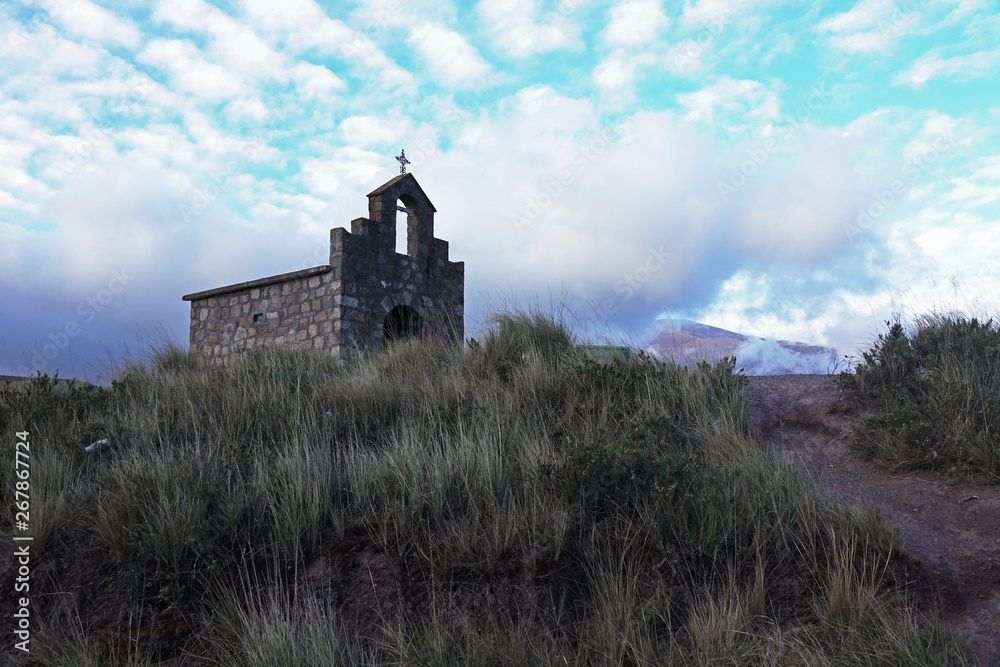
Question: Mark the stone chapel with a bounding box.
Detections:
[182,171,464,366]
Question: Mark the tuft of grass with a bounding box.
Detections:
[841,312,1000,483]
[151,344,200,373]
[204,583,358,667]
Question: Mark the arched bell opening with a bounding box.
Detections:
[395,194,418,256]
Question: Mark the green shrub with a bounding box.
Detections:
[841,314,1000,482]
[552,428,700,513]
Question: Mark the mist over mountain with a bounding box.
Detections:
[644,319,839,376]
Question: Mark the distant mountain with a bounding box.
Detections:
[645,319,839,375]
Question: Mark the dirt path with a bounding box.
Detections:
[742,374,1000,666]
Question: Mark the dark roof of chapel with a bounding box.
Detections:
[367,172,436,212]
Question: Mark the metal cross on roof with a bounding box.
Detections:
[396,149,410,175]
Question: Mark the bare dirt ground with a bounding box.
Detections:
[742,374,1000,666]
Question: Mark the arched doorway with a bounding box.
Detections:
[383,305,422,344]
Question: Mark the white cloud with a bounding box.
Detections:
[1,23,105,79]
[942,156,1000,209]
[156,0,350,103]
[114,125,200,170]
[593,51,655,98]
[815,0,921,54]
[290,62,345,99]
[681,0,758,27]
[509,86,595,128]
[240,0,324,30]
[593,52,634,91]
[154,0,288,80]
[137,39,250,100]
[339,115,408,148]
[181,109,261,158]
[941,0,987,24]
[0,103,34,137]
[894,48,1000,87]
[663,39,709,75]
[901,113,963,162]
[603,0,669,46]
[46,0,142,49]
[225,97,270,121]
[0,151,52,201]
[241,0,413,88]
[676,77,780,125]
[816,0,893,33]
[478,0,578,57]
[733,133,869,262]
[407,22,492,88]
[300,148,383,197]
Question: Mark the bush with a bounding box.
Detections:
[553,430,700,513]
[466,311,576,380]
[841,314,1000,482]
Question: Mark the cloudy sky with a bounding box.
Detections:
[1,0,998,379]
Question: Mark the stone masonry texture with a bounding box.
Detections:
[182,173,464,367]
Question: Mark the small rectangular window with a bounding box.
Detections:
[252,313,264,323]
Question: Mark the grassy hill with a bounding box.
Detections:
[0,311,978,665]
